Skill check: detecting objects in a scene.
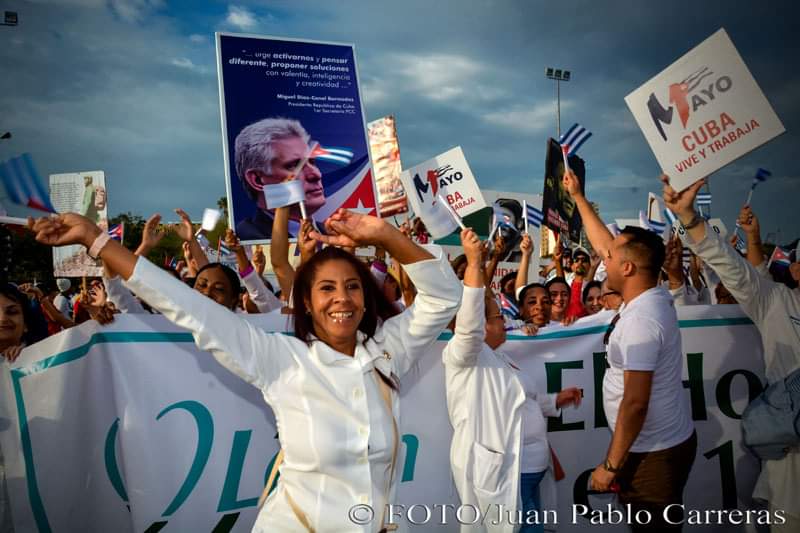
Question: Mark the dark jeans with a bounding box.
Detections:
[519,470,546,533]
[617,431,697,532]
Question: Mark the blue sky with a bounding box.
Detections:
[1,0,798,243]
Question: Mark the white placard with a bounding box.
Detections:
[625,28,784,192]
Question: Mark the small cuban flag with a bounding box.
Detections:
[0,153,56,212]
[263,179,305,209]
[524,201,544,229]
[696,192,712,207]
[639,211,667,234]
[218,238,233,257]
[558,124,592,157]
[733,232,747,253]
[497,293,519,319]
[768,246,793,269]
[310,145,354,166]
[752,168,771,188]
[108,223,124,242]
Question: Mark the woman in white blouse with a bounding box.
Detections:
[28,208,462,532]
[443,229,580,533]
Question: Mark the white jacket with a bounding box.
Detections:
[125,245,461,532]
[443,286,558,533]
[682,221,800,517]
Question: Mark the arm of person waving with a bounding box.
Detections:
[27,213,294,390]
[563,169,614,259]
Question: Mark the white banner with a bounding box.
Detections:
[625,28,784,192]
[1,306,768,531]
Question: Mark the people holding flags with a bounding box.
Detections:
[663,174,800,532]
[27,207,461,533]
[563,168,696,531]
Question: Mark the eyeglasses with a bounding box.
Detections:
[603,313,621,345]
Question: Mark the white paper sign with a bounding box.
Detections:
[625,28,785,192]
[399,146,486,238]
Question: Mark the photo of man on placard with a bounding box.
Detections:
[234,117,326,240]
[542,137,585,243]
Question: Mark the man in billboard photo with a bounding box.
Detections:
[234,118,326,240]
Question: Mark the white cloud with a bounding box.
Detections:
[109,0,164,22]
[482,101,574,133]
[169,57,209,74]
[225,5,257,31]
[189,34,207,44]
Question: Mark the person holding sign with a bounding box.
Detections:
[234,118,326,240]
[562,169,696,532]
[27,208,461,533]
[443,227,581,533]
[663,175,800,532]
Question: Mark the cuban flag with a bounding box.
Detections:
[311,145,354,167]
[0,153,56,212]
[733,232,747,253]
[752,168,771,189]
[498,293,519,319]
[558,123,592,157]
[108,223,124,242]
[640,211,667,234]
[696,193,712,207]
[525,203,544,229]
[768,246,792,268]
[218,239,233,257]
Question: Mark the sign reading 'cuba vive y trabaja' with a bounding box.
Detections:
[625,28,785,193]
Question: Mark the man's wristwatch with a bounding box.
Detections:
[603,458,622,473]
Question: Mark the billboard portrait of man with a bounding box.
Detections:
[234,117,326,240]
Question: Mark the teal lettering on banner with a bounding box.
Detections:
[156,400,214,516]
[218,430,259,511]
[592,352,608,428]
[401,434,419,482]
[704,440,737,509]
[103,418,129,506]
[716,369,764,420]
[683,353,708,420]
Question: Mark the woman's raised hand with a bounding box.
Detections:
[28,213,101,248]
[310,208,390,248]
[173,208,195,242]
[460,228,482,266]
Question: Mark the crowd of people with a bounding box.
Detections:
[1,168,799,532]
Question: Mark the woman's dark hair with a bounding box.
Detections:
[292,246,400,345]
[545,276,569,291]
[582,280,602,304]
[450,254,468,278]
[1,283,48,346]
[195,263,241,310]
[499,271,517,295]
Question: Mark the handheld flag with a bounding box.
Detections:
[733,231,747,253]
[696,193,712,207]
[437,194,466,231]
[201,208,222,232]
[639,210,667,234]
[0,153,56,212]
[767,246,792,269]
[498,293,519,319]
[108,223,124,242]
[558,123,592,171]
[218,239,233,257]
[524,200,544,232]
[745,167,771,205]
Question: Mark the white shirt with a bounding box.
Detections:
[603,286,694,453]
[443,286,556,533]
[125,246,461,532]
[682,221,800,517]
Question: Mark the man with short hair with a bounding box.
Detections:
[234,118,326,240]
[563,169,696,532]
[663,175,800,532]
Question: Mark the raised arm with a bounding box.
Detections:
[28,213,294,389]
[515,232,533,293]
[737,205,767,268]
[444,228,486,367]
[562,169,614,258]
[173,209,209,270]
[484,235,505,287]
[270,206,296,300]
[227,228,282,313]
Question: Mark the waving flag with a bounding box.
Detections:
[108,223,124,242]
[218,239,233,257]
[639,211,667,234]
[311,145,354,166]
[696,193,712,206]
[559,123,592,157]
[768,246,792,268]
[498,293,519,319]
[733,232,747,253]
[752,168,771,188]
[0,153,56,212]
[525,202,544,229]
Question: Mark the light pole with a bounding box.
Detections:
[545,67,570,138]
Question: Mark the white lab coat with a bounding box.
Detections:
[682,221,800,518]
[124,245,461,532]
[443,286,559,533]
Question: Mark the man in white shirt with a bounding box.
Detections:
[563,170,696,531]
[663,175,800,532]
